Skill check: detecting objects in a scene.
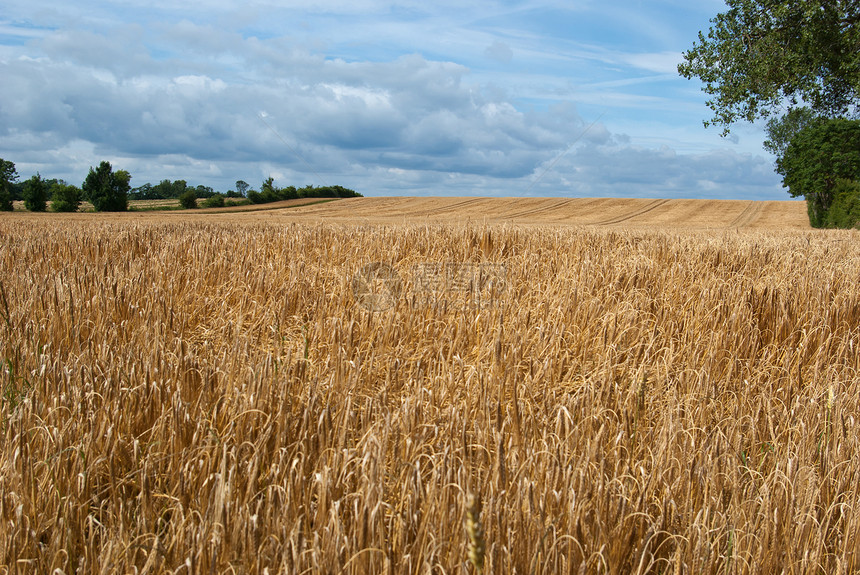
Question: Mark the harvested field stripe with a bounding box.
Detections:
[729,201,765,228]
[498,198,576,220]
[398,197,488,217]
[591,198,671,225]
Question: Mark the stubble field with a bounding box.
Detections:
[1,198,858,574]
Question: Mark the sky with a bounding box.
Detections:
[0,0,794,200]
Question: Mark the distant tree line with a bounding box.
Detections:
[0,159,94,213]
[0,158,361,213]
[245,177,362,205]
[130,180,219,201]
[151,177,362,210]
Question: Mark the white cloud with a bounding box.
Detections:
[0,0,787,200]
[621,51,684,75]
[484,40,513,64]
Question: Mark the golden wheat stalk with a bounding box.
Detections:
[465,492,486,574]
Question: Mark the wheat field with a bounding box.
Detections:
[236,197,810,230]
[1,200,858,574]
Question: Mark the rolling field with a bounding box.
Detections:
[9,197,809,230]
[246,197,810,229]
[1,198,858,573]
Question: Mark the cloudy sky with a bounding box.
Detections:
[0,0,793,199]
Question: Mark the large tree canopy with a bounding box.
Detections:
[23,173,48,212]
[679,0,860,134]
[83,161,130,212]
[0,158,17,211]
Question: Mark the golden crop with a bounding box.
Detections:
[0,213,858,573]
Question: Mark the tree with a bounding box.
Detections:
[679,1,860,134]
[0,158,17,211]
[194,184,215,199]
[171,180,188,198]
[762,107,820,159]
[83,161,130,211]
[152,180,175,199]
[50,183,82,212]
[179,188,198,209]
[260,177,279,202]
[235,180,249,197]
[777,118,860,226]
[130,183,154,200]
[23,173,49,212]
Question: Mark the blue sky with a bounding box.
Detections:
[0,0,792,199]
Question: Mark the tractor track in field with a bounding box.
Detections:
[499,198,578,220]
[397,197,488,217]
[729,201,765,228]
[591,199,671,225]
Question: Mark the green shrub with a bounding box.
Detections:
[203,193,225,208]
[50,183,82,212]
[179,189,198,209]
[260,189,279,203]
[821,179,860,229]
